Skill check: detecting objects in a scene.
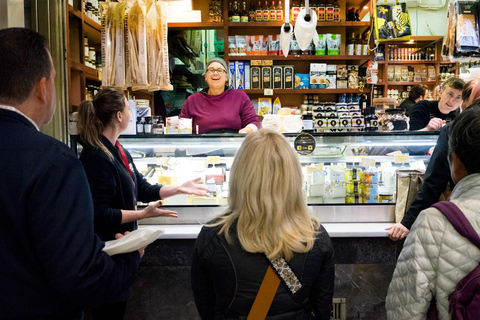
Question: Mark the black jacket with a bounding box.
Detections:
[80,135,161,241]
[0,109,140,318]
[399,97,416,117]
[191,223,335,320]
[401,123,454,229]
[409,100,457,130]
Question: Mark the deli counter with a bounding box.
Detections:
[71,131,439,238]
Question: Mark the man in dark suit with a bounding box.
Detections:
[0,27,142,319]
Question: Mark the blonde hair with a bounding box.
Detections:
[209,129,320,260]
[77,88,126,159]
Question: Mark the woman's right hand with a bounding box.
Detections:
[140,200,178,219]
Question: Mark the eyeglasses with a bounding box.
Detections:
[206,68,226,74]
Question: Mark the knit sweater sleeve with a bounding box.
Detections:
[409,100,431,130]
[238,91,261,128]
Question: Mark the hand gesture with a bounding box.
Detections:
[177,178,209,196]
[385,223,410,241]
[141,200,178,219]
[426,117,445,131]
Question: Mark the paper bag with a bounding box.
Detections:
[395,169,424,223]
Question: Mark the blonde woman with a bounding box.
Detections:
[191,129,335,320]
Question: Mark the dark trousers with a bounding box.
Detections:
[91,301,127,320]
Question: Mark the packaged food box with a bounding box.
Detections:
[294,73,310,89]
[310,63,327,88]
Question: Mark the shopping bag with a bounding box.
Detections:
[395,169,425,223]
[374,1,411,42]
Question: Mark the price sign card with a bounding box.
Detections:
[394,153,410,164]
[360,157,376,167]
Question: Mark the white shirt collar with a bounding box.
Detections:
[0,105,40,131]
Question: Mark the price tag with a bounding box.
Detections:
[360,157,376,167]
[264,89,273,96]
[381,161,392,167]
[394,154,410,163]
[410,160,426,171]
[207,156,221,165]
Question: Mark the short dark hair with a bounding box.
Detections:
[444,77,465,92]
[449,103,480,175]
[0,28,51,105]
[408,85,427,101]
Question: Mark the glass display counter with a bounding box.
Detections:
[71,132,439,228]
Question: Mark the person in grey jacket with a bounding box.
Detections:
[191,129,335,320]
[386,104,480,319]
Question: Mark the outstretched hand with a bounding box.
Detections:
[141,200,178,219]
[177,178,209,196]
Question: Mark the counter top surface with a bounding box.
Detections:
[139,222,394,239]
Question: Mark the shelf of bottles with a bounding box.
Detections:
[227,0,364,24]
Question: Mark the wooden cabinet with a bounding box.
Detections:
[374,36,455,101]
[168,0,373,107]
[66,1,102,112]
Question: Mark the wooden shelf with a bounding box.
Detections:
[244,88,371,94]
[70,60,85,72]
[84,15,101,32]
[67,4,82,20]
[376,82,436,86]
[228,55,374,61]
[384,60,437,65]
[168,22,223,30]
[85,66,101,82]
[226,21,370,28]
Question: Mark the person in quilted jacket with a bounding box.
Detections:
[386,104,480,319]
[191,129,335,320]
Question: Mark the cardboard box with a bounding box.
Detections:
[347,65,359,89]
[284,66,295,89]
[336,65,348,89]
[262,66,272,89]
[229,61,235,89]
[261,59,273,66]
[326,64,336,89]
[251,59,262,66]
[294,73,310,89]
[273,66,283,89]
[251,66,261,89]
[245,62,251,89]
[309,63,327,89]
[235,61,245,89]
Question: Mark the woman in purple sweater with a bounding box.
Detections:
[180,58,260,134]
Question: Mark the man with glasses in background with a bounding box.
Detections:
[179,57,260,134]
[409,77,465,131]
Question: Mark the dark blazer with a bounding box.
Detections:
[192,222,335,320]
[0,109,140,319]
[80,135,162,241]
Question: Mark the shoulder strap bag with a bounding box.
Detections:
[247,257,306,320]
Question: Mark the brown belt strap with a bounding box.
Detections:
[247,265,281,320]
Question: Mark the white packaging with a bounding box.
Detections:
[121,100,137,135]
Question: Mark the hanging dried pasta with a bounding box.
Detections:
[126,0,149,91]
[156,0,173,91]
[101,1,127,89]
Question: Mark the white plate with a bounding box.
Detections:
[102,227,164,256]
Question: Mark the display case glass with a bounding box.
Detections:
[72,132,439,224]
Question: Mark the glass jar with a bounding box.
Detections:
[384,108,408,131]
